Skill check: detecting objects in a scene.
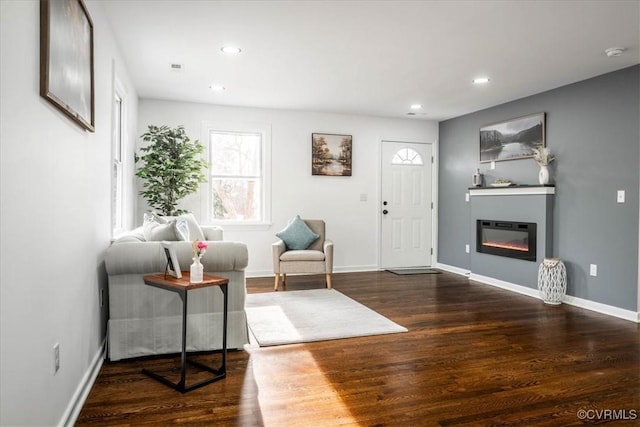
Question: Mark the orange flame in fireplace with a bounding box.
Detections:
[482,241,529,252]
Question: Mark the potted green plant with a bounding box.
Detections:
[135,125,208,216]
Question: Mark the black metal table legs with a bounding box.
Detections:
[142,284,228,393]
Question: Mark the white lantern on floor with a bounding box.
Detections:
[538,258,567,304]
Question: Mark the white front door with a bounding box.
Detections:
[380,141,433,269]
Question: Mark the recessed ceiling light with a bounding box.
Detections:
[221,46,242,54]
[170,63,183,71]
[473,77,490,84]
[209,84,225,92]
[410,104,423,110]
[605,47,625,57]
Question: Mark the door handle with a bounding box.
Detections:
[382,210,388,215]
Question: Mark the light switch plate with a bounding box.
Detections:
[590,264,598,277]
[617,190,625,203]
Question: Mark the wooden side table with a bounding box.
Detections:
[141,272,229,393]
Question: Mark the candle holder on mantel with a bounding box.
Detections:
[537,258,567,305]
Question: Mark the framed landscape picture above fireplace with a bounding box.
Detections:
[479,112,545,163]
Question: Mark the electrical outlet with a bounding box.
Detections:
[465,193,470,202]
[360,193,368,202]
[53,343,60,374]
[465,244,470,254]
[490,161,496,170]
[590,264,598,277]
[617,190,625,203]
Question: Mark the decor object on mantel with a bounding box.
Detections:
[532,147,555,185]
[538,258,567,304]
[472,168,484,187]
[135,125,208,216]
[491,178,513,187]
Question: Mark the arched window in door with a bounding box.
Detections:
[391,147,424,165]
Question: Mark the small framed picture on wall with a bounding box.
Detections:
[311,133,352,176]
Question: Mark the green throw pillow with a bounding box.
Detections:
[276,215,319,250]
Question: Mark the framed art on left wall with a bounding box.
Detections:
[40,0,95,132]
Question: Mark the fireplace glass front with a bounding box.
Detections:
[476,220,536,261]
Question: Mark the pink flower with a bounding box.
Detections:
[192,240,208,258]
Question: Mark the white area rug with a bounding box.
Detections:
[245,289,408,346]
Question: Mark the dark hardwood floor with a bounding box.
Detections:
[77,271,640,426]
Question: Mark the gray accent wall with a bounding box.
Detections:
[438,65,639,311]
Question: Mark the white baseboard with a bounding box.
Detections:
[334,265,379,273]
[562,294,639,323]
[246,264,379,278]
[60,340,105,427]
[435,262,471,277]
[246,269,276,278]
[469,273,540,299]
[469,273,639,323]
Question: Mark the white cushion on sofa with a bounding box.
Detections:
[156,213,205,241]
[143,214,179,241]
[142,212,204,242]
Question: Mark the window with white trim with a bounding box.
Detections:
[205,123,271,226]
[111,89,125,236]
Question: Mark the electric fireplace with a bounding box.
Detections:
[476,220,537,261]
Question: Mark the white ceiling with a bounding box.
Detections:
[100,0,640,121]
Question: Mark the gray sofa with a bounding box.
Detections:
[105,225,249,361]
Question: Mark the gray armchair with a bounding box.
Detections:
[272,219,334,291]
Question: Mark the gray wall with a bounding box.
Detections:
[438,65,639,311]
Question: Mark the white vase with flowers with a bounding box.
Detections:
[190,240,208,283]
[532,147,555,185]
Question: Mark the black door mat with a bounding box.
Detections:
[386,268,442,275]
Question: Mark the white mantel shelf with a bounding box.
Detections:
[469,185,555,196]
